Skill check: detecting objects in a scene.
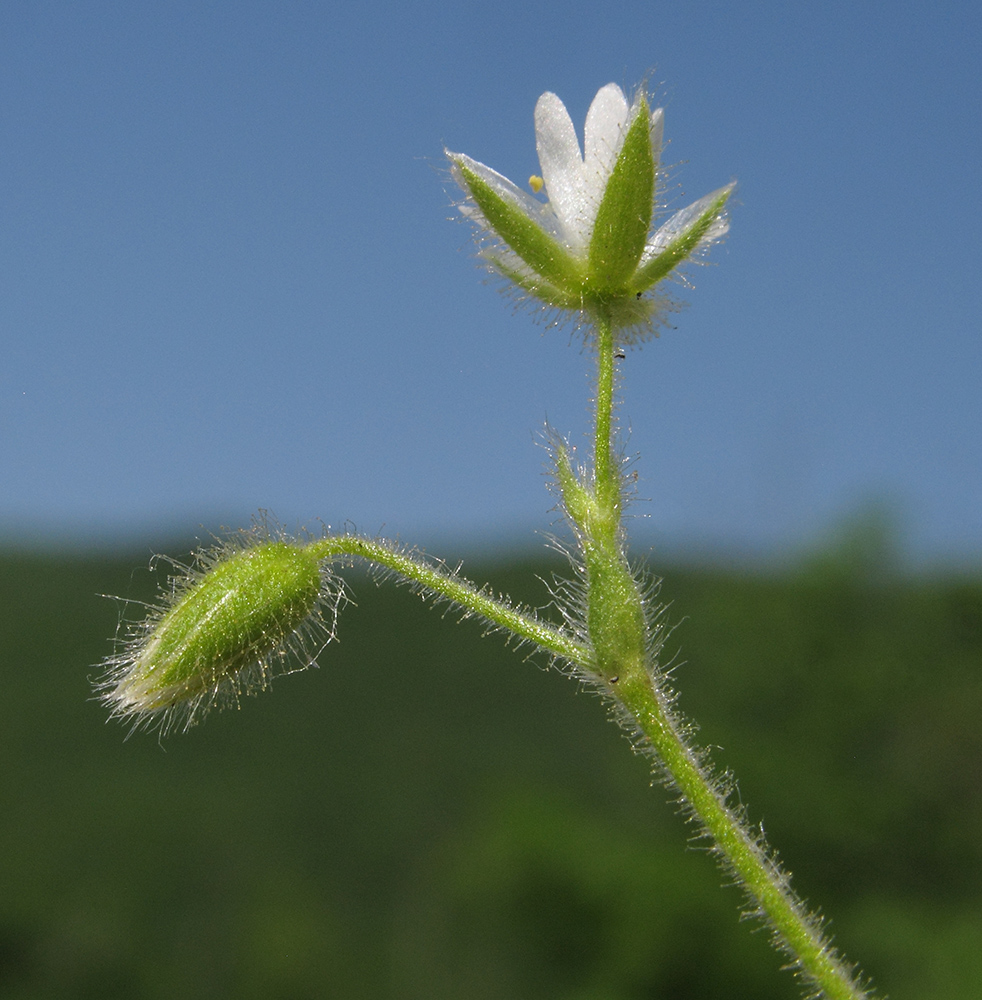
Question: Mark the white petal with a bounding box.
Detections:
[649,107,665,169]
[534,91,590,250]
[583,83,629,195]
[580,84,630,243]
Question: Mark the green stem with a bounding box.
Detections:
[571,313,871,999]
[593,312,617,517]
[306,534,590,667]
[615,674,868,999]
[303,321,872,996]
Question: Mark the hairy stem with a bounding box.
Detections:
[615,673,868,999]
[567,314,871,1000]
[305,534,590,666]
[594,313,617,514]
[302,325,873,997]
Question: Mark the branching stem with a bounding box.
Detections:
[301,314,872,1000]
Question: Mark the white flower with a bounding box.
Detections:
[447,83,734,339]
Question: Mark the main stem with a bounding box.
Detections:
[584,314,870,1000]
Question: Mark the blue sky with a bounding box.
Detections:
[2,1,980,565]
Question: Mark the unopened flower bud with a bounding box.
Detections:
[98,539,341,734]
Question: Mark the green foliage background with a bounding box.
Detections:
[1,540,980,998]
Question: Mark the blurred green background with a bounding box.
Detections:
[1,532,980,999]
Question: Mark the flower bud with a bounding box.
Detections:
[99,539,341,734]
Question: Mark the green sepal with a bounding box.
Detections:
[458,163,584,294]
[633,185,733,292]
[587,98,655,291]
[489,254,584,311]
